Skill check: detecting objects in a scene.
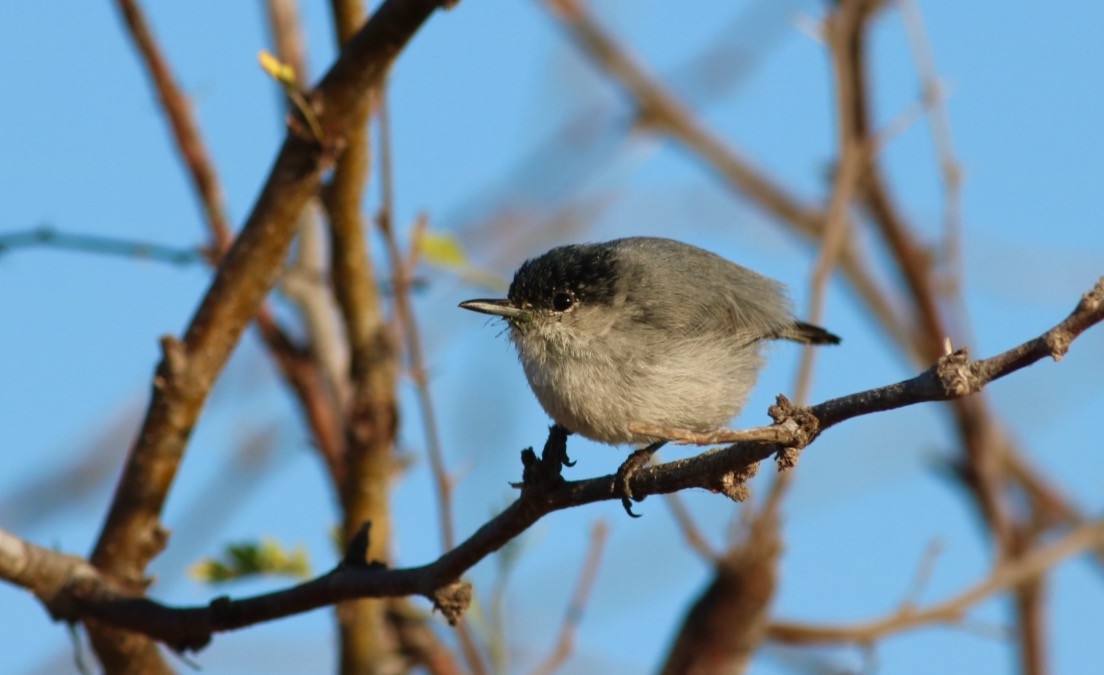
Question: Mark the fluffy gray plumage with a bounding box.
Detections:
[461,237,839,445]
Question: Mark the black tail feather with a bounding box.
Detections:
[782,321,842,346]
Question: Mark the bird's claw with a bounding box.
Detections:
[613,441,665,518]
[518,425,575,490]
[545,425,575,468]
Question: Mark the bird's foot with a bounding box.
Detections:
[614,441,666,517]
[543,424,575,468]
[518,425,574,490]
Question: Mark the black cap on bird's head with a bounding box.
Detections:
[459,243,620,322]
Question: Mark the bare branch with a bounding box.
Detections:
[0,225,207,265]
[86,0,453,667]
[113,0,234,250]
[377,102,457,553]
[663,494,719,562]
[3,276,1090,652]
[768,520,1104,645]
[538,0,916,395]
[530,522,609,675]
[660,509,781,674]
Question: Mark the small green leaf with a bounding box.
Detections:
[190,538,311,584]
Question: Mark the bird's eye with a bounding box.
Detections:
[552,291,575,312]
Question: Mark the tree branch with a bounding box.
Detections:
[767,520,1104,645]
[85,0,453,667]
[3,276,1092,653]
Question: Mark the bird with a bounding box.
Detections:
[460,236,840,514]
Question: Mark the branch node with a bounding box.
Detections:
[1044,330,1071,362]
[935,348,980,397]
[768,395,818,470]
[156,336,188,388]
[1080,277,1104,312]
[431,581,472,625]
[716,461,759,503]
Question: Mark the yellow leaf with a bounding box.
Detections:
[416,229,468,269]
[258,50,297,87]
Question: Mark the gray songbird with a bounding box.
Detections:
[460,237,839,513]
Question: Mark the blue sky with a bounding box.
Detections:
[2,1,1103,673]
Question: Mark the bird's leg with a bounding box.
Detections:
[543,424,575,468]
[520,424,574,489]
[614,440,666,518]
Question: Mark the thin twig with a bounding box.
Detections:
[767,520,1104,645]
[530,522,609,675]
[373,89,488,675]
[538,0,914,397]
[23,276,1099,650]
[376,96,457,552]
[663,494,719,562]
[899,539,944,610]
[897,0,965,303]
[792,1,874,407]
[766,0,876,520]
[0,226,206,265]
[113,0,233,250]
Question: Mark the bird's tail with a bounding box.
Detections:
[779,321,842,346]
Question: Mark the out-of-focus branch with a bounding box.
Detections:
[385,600,465,675]
[664,494,719,562]
[835,2,1052,669]
[0,225,207,265]
[792,1,874,408]
[661,6,878,668]
[530,521,609,675]
[897,0,965,306]
[378,111,456,555]
[374,99,487,675]
[660,511,781,674]
[113,0,233,251]
[87,0,452,669]
[767,520,1104,645]
[321,1,403,672]
[266,0,353,416]
[12,277,1094,651]
[544,1,816,232]
[538,0,915,385]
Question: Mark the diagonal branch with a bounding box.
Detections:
[767,519,1104,645]
[539,0,914,355]
[6,275,1090,653]
[114,0,233,250]
[86,0,455,668]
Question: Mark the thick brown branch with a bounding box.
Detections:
[86,1,451,668]
[320,1,403,672]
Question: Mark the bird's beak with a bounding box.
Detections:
[459,298,531,322]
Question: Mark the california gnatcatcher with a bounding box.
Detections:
[460,236,840,514]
